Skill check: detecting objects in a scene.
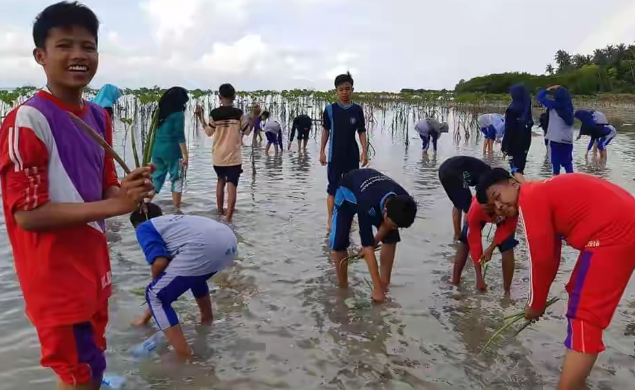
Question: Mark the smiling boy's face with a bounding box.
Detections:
[34,25,98,91]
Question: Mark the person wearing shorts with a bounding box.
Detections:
[130,204,238,358]
[478,114,504,155]
[289,114,312,151]
[320,72,369,235]
[261,111,283,155]
[330,168,417,303]
[152,87,189,211]
[438,156,492,240]
[451,196,518,294]
[204,83,256,223]
[477,169,635,390]
[575,109,617,160]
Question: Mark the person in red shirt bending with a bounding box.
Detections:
[477,168,635,390]
[452,197,518,295]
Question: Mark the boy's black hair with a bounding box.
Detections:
[219,83,236,99]
[334,72,354,88]
[33,1,99,49]
[261,110,270,119]
[386,195,417,228]
[130,203,163,228]
[476,168,512,204]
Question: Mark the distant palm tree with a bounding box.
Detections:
[592,49,607,65]
[554,50,572,73]
[572,54,591,68]
[545,64,555,75]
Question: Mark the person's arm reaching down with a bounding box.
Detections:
[320,108,330,166]
[359,212,385,302]
[466,207,484,263]
[357,108,368,166]
[519,192,560,313]
[204,117,215,137]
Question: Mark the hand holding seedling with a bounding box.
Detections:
[524,305,545,322]
[114,166,155,214]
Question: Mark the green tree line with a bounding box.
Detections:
[455,43,635,95]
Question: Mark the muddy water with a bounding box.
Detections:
[1,110,635,390]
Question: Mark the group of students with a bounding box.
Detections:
[0,2,632,390]
[477,84,618,176]
[437,154,635,390]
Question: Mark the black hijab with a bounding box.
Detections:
[158,87,189,127]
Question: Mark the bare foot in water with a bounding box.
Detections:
[131,309,152,327]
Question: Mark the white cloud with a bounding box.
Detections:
[0,0,632,91]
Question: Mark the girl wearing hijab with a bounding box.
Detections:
[152,87,190,211]
[92,83,122,119]
[502,84,533,174]
[574,109,617,160]
[537,85,575,175]
[478,113,505,155]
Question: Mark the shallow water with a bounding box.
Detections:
[1,109,635,390]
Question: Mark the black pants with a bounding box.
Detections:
[510,152,528,174]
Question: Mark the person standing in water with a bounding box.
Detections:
[478,113,505,155]
[250,104,263,144]
[537,85,575,175]
[502,84,533,174]
[197,83,258,223]
[320,72,368,234]
[151,87,190,212]
[329,168,417,303]
[574,109,617,160]
[261,111,283,155]
[92,83,122,120]
[477,168,635,390]
[438,156,491,241]
[414,117,448,155]
[289,114,312,151]
[0,3,155,388]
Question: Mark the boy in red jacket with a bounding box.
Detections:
[0,3,153,389]
[477,168,635,390]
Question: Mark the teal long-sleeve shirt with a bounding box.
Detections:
[152,111,186,160]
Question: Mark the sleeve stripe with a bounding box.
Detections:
[518,208,534,307]
[14,125,24,172]
[7,126,21,172]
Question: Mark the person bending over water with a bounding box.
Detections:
[574,109,617,160]
[451,196,518,295]
[502,84,533,174]
[261,111,283,155]
[320,72,369,235]
[414,117,448,155]
[130,204,237,359]
[537,85,575,175]
[289,114,312,151]
[477,168,635,390]
[478,114,505,155]
[329,169,417,303]
[438,156,491,240]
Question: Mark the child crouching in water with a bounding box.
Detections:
[130,204,237,358]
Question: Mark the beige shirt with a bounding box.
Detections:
[208,106,248,167]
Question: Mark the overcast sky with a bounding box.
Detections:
[1,0,634,91]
